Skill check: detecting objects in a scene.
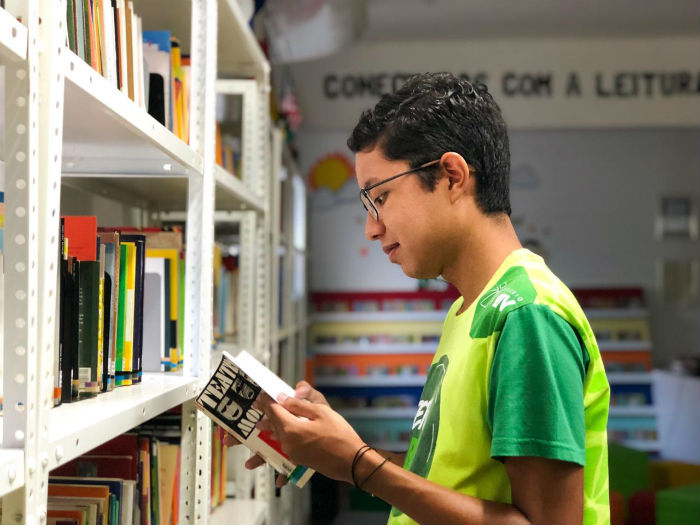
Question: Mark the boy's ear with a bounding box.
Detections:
[441,152,473,201]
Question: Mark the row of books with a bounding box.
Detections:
[30,409,228,525]
[215,123,242,178]
[65,0,190,142]
[212,244,238,341]
[57,217,184,405]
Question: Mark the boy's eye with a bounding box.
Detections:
[374,192,388,206]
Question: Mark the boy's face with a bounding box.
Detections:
[355,148,454,279]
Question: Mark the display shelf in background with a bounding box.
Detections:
[209,498,267,525]
[61,49,203,177]
[313,342,437,355]
[312,311,448,323]
[0,448,25,498]
[607,372,653,384]
[370,441,411,452]
[584,308,649,319]
[314,375,427,388]
[0,7,27,62]
[338,407,418,419]
[609,406,657,417]
[599,340,653,351]
[618,440,661,452]
[47,374,198,471]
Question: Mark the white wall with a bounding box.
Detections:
[296,127,700,366]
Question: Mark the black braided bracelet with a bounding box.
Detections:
[351,444,372,488]
[359,456,391,493]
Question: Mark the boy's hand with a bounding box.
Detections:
[222,380,331,488]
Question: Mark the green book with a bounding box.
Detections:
[115,243,128,386]
[74,0,86,60]
[77,260,100,398]
[83,0,92,65]
[66,0,77,53]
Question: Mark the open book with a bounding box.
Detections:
[195,350,314,488]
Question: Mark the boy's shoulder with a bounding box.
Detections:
[470,265,539,339]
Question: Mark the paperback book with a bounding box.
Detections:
[195,350,314,488]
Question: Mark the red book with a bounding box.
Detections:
[63,216,97,261]
[88,433,139,480]
[52,454,135,480]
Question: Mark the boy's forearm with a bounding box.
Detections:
[373,448,406,466]
[354,449,530,525]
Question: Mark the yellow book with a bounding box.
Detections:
[146,249,179,367]
[122,242,136,386]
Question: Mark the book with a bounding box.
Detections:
[77,259,100,398]
[195,350,315,488]
[143,258,165,372]
[120,234,145,384]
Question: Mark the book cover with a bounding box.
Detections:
[75,0,86,61]
[195,351,315,488]
[99,231,120,391]
[99,0,117,87]
[120,235,145,384]
[115,242,130,386]
[142,31,172,129]
[116,0,128,94]
[50,477,122,525]
[124,0,134,101]
[77,259,100,398]
[66,0,77,53]
[143,258,165,372]
[69,257,81,400]
[63,216,97,261]
[146,248,179,369]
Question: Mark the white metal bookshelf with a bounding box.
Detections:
[0,1,276,524]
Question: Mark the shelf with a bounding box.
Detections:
[609,406,656,417]
[218,0,270,79]
[369,441,410,452]
[48,373,198,471]
[131,0,268,80]
[315,375,427,388]
[313,342,437,355]
[584,308,649,319]
[0,448,24,498]
[61,48,202,178]
[615,439,661,452]
[312,311,448,323]
[215,166,266,213]
[209,498,267,525]
[338,407,417,419]
[607,372,653,384]
[598,340,652,351]
[0,7,27,62]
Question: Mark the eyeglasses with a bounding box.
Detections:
[360,159,441,221]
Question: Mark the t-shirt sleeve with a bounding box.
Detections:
[488,303,589,466]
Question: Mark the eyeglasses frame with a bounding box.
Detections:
[359,159,442,221]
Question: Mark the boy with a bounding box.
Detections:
[234,72,610,525]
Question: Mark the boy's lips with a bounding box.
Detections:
[383,242,399,259]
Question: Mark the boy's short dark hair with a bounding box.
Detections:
[347,72,512,216]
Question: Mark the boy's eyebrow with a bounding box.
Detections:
[363,178,378,189]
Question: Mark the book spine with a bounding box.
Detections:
[75,0,86,60]
[70,257,80,400]
[82,0,92,66]
[115,243,128,386]
[77,260,100,398]
[66,0,77,53]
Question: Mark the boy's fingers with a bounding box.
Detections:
[275,474,289,488]
[244,454,266,470]
[278,394,318,419]
[223,433,240,447]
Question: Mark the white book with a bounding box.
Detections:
[121,479,136,525]
[100,0,118,88]
[116,0,128,94]
[195,350,315,488]
[143,257,165,372]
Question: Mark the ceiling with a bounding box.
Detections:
[359,0,700,41]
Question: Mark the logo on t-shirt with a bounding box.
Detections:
[391,354,449,519]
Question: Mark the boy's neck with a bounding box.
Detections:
[445,215,522,315]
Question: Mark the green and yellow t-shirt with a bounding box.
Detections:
[387,249,610,525]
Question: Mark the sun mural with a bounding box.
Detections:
[308,153,354,193]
